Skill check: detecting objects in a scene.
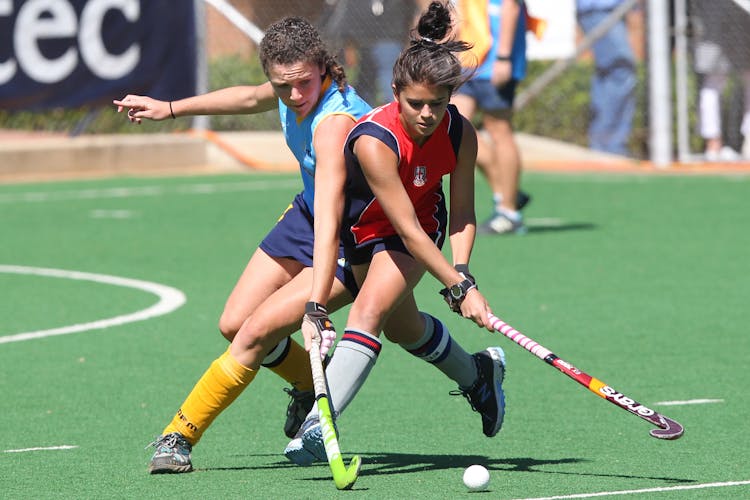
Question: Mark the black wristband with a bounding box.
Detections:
[455,264,470,275]
[454,264,476,287]
[305,301,327,314]
[169,101,176,119]
[496,55,511,61]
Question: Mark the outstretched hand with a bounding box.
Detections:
[302,302,337,359]
[113,94,171,124]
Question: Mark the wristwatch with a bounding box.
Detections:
[449,278,476,302]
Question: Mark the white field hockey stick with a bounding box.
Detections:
[309,332,362,489]
[487,314,684,440]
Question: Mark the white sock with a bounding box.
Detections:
[400,312,477,389]
[308,329,381,418]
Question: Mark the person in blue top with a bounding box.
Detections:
[452,0,531,235]
[114,16,372,474]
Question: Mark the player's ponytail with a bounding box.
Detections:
[393,1,473,95]
[415,0,453,43]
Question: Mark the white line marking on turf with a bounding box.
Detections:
[0,179,299,204]
[3,445,78,453]
[89,209,135,219]
[526,217,565,226]
[0,265,186,344]
[515,480,750,499]
[654,398,724,406]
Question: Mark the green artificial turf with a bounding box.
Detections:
[1,171,748,499]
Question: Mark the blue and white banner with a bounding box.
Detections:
[0,0,196,110]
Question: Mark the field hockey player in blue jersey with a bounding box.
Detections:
[115,16,372,474]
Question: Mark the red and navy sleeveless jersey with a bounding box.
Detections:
[343,101,464,246]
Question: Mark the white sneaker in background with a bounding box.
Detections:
[742,137,750,160]
[705,146,741,162]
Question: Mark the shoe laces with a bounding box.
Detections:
[284,387,313,401]
[292,415,321,440]
[449,352,487,413]
[449,385,481,413]
[284,387,314,413]
[146,432,187,451]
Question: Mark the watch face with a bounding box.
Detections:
[450,284,463,299]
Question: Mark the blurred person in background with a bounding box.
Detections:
[319,0,428,105]
[451,0,532,236]
[576,0,637,157]
[691,0,750,161]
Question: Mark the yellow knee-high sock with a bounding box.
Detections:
[266,339,313,392]
[162,349,256,445]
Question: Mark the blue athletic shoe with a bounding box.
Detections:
[456,347,507,437]
[283,416,328,466]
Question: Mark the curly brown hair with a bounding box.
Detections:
[259,17,347,93]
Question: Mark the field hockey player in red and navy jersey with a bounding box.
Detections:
[286,1,509,466]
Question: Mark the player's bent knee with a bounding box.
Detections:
[349,303,389,335]
[218,311,243,342]
[233,321,277,355]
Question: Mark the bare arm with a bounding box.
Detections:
[448,116,479,267]
[300,113,355,353]
[113,83,278,123]
[492,0,521,87]
[308,114,355,306]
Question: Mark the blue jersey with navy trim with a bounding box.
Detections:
[278,79,371,215]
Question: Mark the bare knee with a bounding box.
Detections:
[218,308,245,342]
[348,300,390,337]
[229,314,284,366]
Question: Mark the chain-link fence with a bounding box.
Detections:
[2,0,749,163]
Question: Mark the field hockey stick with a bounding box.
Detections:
[487,314,684,440]
[308,332,362,489]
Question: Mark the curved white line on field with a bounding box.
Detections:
[0,265,186,344]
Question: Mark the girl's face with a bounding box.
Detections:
[267,61,325,119]
[395,82,451,145]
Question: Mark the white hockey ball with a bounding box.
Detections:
[463,464,490,491]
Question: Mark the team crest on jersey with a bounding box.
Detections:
[413,166,427,187]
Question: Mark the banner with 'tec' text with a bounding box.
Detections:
[0,0,196,110]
